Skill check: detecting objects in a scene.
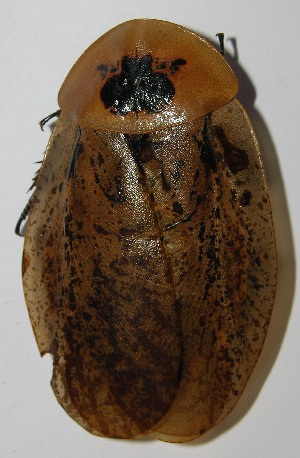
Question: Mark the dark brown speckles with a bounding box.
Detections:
[231,188,238,202]
[99,174,127,204]
[198,222,206,243]
[45,233,55,247]
[235,179,243,187]
[191,175,200,195]
[82,311,93,322]
[249,274,263,290]
[98,151,104,166]
[239,190,252,207]
[76,221,83,230]
[118,227,134,237]
[51,185,58,195]
[254,254,263,268]
[93,224,110,235]
[133,254,147,268]
[109,259,130,276]
[161,171,171,191]
[22,252,30,276]
[172,201,184,215]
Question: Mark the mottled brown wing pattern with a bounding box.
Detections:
[148,99,276,441]
[51,131,185,437]
[24,120,184,438]
[22,99,276,441]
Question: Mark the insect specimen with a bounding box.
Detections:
[17,19,277,442]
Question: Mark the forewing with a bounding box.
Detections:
[23,121,183,438]
[148,99,277,441]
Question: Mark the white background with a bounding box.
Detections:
[1,0,299,457]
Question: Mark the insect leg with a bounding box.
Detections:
[216,33,225,56]
[39,109,61,131]
[15,196,34,236]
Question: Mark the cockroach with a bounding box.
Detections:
[16,19,277,442]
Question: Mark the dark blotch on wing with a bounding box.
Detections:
[213,125,249,173]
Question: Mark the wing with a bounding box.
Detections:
[23,115,183,438]
[148,99,277,441]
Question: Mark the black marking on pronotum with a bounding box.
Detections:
[154,58,187,75]
[100,55,175,115]
[97,64,109,79]
[97,63,120,80]
[170,58,187,75]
